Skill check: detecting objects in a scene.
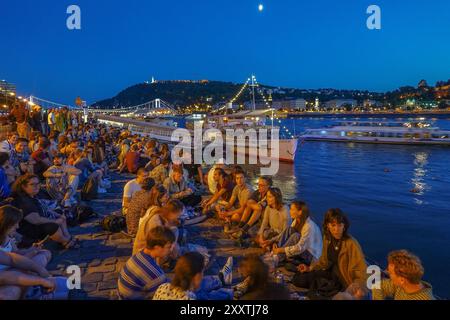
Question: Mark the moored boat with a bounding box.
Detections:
[97,113,299,162]
[300,121,450,145]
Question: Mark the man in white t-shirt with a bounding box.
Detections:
[122,167,149,215]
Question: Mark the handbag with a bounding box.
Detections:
[307,275,343,300]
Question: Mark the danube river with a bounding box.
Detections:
[179,115,450,298]
[279,115,450,298]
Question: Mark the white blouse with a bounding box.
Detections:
[284,217,323,261]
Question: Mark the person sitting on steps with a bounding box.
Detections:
[220,168,254,232]
[230,176,272,240]
[265,200,323,269]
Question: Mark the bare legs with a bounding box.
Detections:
[239,200,262,227]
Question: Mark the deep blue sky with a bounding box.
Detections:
[1,0,449,105]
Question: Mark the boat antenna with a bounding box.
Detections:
[250,75,256,111]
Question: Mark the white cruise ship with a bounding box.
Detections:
[186,110,299,163]
[300,121,450,145]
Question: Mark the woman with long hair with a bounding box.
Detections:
[0,207,57,300]
[158,143,170,162]
[153,252,205,300]
[132,195,181,256]
[267,200,323,267]
[0,205,51,268]
[10,174,79,249]
[291,208,368,299]
[125,177,156,235]
[255,187,291,250]
[235,255,290,300]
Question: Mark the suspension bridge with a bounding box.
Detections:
[25,75,273,118]
[87,98,177,116]
[23,96,178,117]
[28,96,79,110]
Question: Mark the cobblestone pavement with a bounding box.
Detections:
[47,172,302,300]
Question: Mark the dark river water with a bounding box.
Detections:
[178,115,450,298]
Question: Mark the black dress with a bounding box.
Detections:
[291,237,345,298]
[12,194,59,245]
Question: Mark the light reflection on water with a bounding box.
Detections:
[412,152,429,204]
[241,116,450,298]
[179,115,450,297]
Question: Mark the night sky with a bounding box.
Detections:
[1,0,449,105]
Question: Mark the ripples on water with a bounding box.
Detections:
[178,115,450,297]
[256,116,450,298]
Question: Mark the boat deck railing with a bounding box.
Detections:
[96,114,194,139]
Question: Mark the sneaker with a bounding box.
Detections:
[231,230,244,240]
[220,257,233,285]
[233,276,251,299]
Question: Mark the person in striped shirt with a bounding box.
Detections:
[372,250,435,300]
[118,226,175,300]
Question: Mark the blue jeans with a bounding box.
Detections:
[277,227,301,248]
[277,227,313,265]
[195,276,233,300]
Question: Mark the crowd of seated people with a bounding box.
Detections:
[0,103,437,300]
[105,129,437,301]
[0,105,121,299]
[116,143,437,300]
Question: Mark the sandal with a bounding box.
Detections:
[63,237,81,250]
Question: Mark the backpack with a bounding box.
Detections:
[76,205,98,223]
[100,214,126,233]
[81,176,99,201]
[65,205,98,227]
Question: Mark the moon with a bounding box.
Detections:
[258,4,264,12]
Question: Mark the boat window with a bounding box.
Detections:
[370,132,377,137]
[378,132,386,138]
[340,131,346,137]
[404,133,413,139]
[413,133,421,139]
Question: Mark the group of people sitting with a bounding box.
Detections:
[118,145,436,300]
[0,106,437,300]
[0,111,126,299]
